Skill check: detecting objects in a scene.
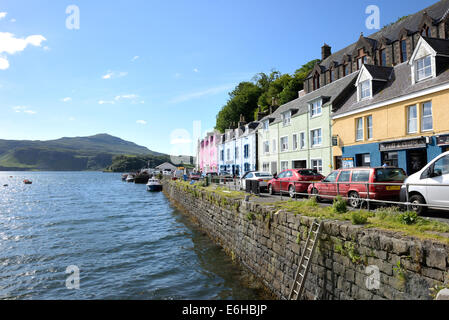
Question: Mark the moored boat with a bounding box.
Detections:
[146,178,163,192]
[126,174,136,183]
[134,172,150,184]
[23,180,32,185]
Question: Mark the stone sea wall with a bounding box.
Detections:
[163,181,449,300]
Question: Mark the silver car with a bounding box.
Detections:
[240,172,273,191]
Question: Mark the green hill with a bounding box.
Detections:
[0,134,168,171]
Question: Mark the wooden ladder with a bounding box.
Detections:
[288,220,323,300]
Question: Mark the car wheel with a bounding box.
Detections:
[349,192,361,208]
[289,185,295,199]
[410,194,427,215]
[310,188,322,202]
[269,184,274,195]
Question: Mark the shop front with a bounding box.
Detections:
[437,134,449,153]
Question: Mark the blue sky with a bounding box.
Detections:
[0,0,438,156]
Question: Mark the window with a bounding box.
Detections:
[382,151,398,167]
[281,161,289,171]
[311,159,323,173]
[227,149,230,160]
[352,170,370,182]
[310,99,322,117]
[244,163,250,172]
[375,168,407,182]
[338,171,351,182]
[407,105,418,134]
[400,40,407,62]
[221,150,224,161]
[263,141,270,154]
[272,140,277,153]
[282,111,291,126]
[360,80,371,100]
[366,115,373,140]
[421,26,430,37]
[313,72,320,90]
[324,171,339,183]
[235,147,239,160]
[311,129,322,147]
[299,132,306,149]
[415,56,432,82]
[292,134,298,150]
[380,49,387,66]
[263,163,270,172]
[280,136,289,152]
[434,155,449,176]
[344,64,350,76]
[263,120,269,131]
[244,144,250,158]
[421,101,433,132]
[356,118,364,141]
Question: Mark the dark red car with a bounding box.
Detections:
[307,167,407,208]
[268,169,325,198]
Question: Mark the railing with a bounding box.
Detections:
[202,176,449,213]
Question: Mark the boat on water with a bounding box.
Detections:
[134,172,150,184]
[121,174,128,181]
[126,174,136,183]
[23,180,32,185]
[146,178,163,192]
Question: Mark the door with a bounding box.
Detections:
[426,154,449,207]
[320,171,339,199]
[336,170,352,197]
[272,171,285,192]
[407,149,427,175]
[280,171,293,192]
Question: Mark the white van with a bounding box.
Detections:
[401,151,449,214]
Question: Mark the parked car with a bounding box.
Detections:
[239,171,273,192]
[189,173,201,180]
[308,167,407,208]
[401,151,449,215]
[268,169,325,198]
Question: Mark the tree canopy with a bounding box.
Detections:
[215,59,320,132]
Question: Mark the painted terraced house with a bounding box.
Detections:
[331,0,449,175]
[257,74,357,177]
[218,117,260,177]
[197,131,220,173]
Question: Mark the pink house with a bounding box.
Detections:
[198,131,219,174]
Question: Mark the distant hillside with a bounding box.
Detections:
[0,134,167,171]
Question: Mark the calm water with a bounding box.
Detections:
[0,172,266,300]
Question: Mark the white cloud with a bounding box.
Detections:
[43,46,50,51]
[62,97,72,102]
[169,84,234,104]
[69,117,76,121]
[0,32,46,70]
[10,18,16,23]
[0,56,9,70]
[131,56,139,62]
[115,94,138,101]
[193,68,199,73]
[98,100,115,105]
[174,73,182,79]
[13,106,36,114]
[0,12,7,20]
[102,71,128,80]
[136,120,147,125]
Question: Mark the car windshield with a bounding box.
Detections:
[255,173,272,177]
[375,168,407,182]
[297,170,320,176]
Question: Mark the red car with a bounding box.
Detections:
[268,169,325,198]
[307,167,407,208]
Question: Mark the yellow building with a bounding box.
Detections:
[331,37,449,175]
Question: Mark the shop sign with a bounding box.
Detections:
[342,157,354,169]
[379,137,427,152]
[437,135,449,146]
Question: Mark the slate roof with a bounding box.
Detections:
[424,36,449,55]
[259,72,359,126]
[333,56,449,117]
[363,65,394,81]
[314,0,449,72]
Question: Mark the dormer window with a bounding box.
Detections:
[421,25,431,37]
[282,111,291,126]
[359,80,372,100]
[400,39,408,62]
[313,72,320,90]
[379,49,387,66]
[415,55,432,82]
[263,120,269,131]
[310,99,322,118]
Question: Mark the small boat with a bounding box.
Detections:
[146,178,163,192]
[134,172,150,184]
[23,180,32,185]
[121,174,128,181]
[3,184,8,187]
[126,174,135,183]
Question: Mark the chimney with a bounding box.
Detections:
[321,43,332,61]
[238,114,246,128]
[298,90,305,98]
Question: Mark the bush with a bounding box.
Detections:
[351,211,369,225]
[332,196,348,214]
[399,211,419,225]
